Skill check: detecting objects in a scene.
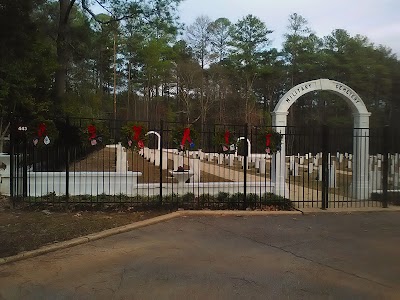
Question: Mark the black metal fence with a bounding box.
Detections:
[7,117,400,210]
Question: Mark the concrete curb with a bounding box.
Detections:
[180,210,302,216]
[1,208,396,265]
[301,206,400,214]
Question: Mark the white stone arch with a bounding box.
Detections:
[272,79,371,200]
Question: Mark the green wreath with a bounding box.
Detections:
[213,129,237,154]
[170,125,198,152]
[121,122,148,152]
[263,128,282,154]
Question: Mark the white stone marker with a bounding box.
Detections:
[228,154,234,167]
[318,165,323,181]
[289,156,295,171]
[116,144,127,173]
[189,158,201,183]
[299,157,304,165]
[293,162,300,177]
[347,160,352,169]
[329,162,336,188]
[255,158,260,170]
[199,151,204,160]
[259,158,266,174]
[218,153,224,165]
[308,162,314,174]
[162,152,168,170]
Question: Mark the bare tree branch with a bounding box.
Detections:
[81,0,141,24]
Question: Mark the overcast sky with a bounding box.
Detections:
[178,0,400,56]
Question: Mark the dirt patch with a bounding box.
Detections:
[0,198,168,258]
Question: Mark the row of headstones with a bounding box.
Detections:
[166,149,273,174]
[369,153,400,190]
[139,147,202,183]
[286,152,359,189]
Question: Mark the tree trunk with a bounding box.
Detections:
[55,0,75,105]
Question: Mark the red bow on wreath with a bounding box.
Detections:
[224,131,230,145]
[88,124,97,140]
[132,125,144,149]
[266,133,272,154]
[181,127,194,149]
[38,123,47,138]
[266,133,272,147]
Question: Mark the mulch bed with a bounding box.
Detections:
[0,197,168,258]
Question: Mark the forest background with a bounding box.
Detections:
[1,0,399,141]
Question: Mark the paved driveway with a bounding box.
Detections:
[1,212,400,299]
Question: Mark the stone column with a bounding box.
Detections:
[271,112,288,197]
[352,112,371,199]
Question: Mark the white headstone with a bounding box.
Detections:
[228,154,234,167]
[255,158,260,170]
[348,160,352,169]
[259,158,266,174]
[218,153,224,165]
[289,156,295,171]
[162,152,168,170]
[329,162,336,188]
[318,165,323,181]
[308,162,314,174]
[293,162,299,176]
[189,158,201,183]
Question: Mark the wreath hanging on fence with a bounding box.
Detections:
[213,129,237,154]
[87,124,103,146]
[263,128,283,154]
[30,120,59,147]
[171,125,198,152]
[121,122,147,151]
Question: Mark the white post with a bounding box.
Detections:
[154,149,160,167]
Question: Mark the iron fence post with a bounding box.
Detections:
[382,125,389,208]
[65,117,70,202]
[159,120,164,206]
[10,114,15,207]
[322,125,329,210]
[244,123,248,209]
[22,135,27,198]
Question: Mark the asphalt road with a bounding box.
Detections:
[1,212,400,299]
